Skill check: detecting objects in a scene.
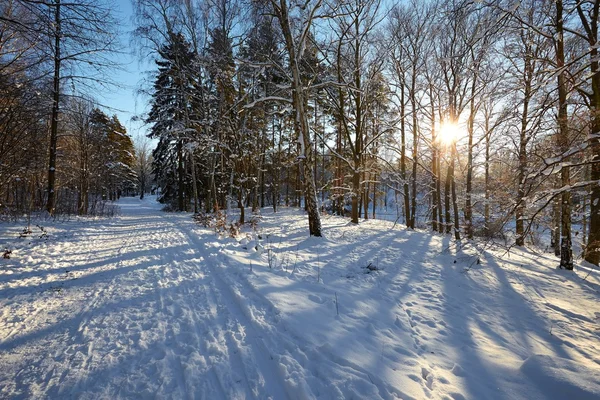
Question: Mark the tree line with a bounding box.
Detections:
[1,0,599,269]
[133,0,600,268]
[0,0,140,217]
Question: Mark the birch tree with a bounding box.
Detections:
[264,0,324,236]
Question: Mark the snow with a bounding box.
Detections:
[1,197,599,399]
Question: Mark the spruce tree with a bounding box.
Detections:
[147,32,198,211]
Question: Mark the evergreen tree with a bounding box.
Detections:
[147,32,199,211]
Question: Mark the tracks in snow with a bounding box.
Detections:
[177,224,408,400]
[1,204,413,399]
[159,216,291,400]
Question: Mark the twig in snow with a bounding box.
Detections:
[391,214,402,230]
[580,262,598,283]
[317,252,321,283]
[292,245,299,274]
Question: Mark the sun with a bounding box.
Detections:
[437,121,460,147]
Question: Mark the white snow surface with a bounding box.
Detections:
[1,196,599,399]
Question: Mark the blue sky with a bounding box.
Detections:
[99,0,151,144]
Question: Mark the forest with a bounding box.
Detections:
[1,0,600,270]
[2,1,600,398]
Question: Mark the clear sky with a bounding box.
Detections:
[99,0,151,145]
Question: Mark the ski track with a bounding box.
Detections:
[3,199,598,400]
[0,200,345,399]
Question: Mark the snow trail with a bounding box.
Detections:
[0,198,305,399]
[1,197,599,399]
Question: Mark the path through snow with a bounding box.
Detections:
[0,199,299,399]
[1,196,599,399]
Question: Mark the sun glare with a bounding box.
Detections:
[438,121,460,147]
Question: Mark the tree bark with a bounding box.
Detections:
[484,128,491,236]
[430,86,438,232]
[273,0,322,236]
[177,139,184,211]
[516,49,533,246]
[409,72,418,229]
[451,146,461,241]
[580,0,600,265]
[444,162,452,235]
[557,0,573,269]
[465,79,476,239]
[400,84,410,226]
[46,0,61,215]
[190,152,198,214]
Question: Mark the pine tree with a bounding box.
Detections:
[147,32,199,211]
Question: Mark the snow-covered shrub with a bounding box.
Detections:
[194,210,240,238]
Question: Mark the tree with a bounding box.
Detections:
[17,0,120,214]
[326,0,386,225]
[388,0,434,229]
[505,6,554,246]
[555,0,573,269]
[147,31,199,211]
[265,0,324,236]
[572,0,600,265]
[0,71,47,215]
[435,0,474,240]
[135,137,153,200]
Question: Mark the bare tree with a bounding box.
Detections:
[265,0,324,236]
[7,0,120,214]
[571,0,600,265]
[135,137,153,200]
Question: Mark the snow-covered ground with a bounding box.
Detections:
[1,196,599,399]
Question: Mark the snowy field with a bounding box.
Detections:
[0,196,599,399]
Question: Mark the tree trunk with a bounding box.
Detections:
[274,0,321,236]
[351,169,360,223]
[363,171,369,220]
[485,130,491,236]
[207,152,216,213]
[46,0,61,215]
[516,54,532,246]
[238,189,245,225]
[465,81,476,239]
[177,139,184,211]
[190,152,199,214]
[400,84,410,226]
[444,163,452,235]
[552,196,561,256]
[583,2,600,265]
[140,170,145,200]
[587,106,600,265]
[451,147,461,241]
[430,87,438,232]
[409,74,418,229]
[436,146,443,231]
[583,164,589,247]
[557,0,573,269]
[372,179,376,219]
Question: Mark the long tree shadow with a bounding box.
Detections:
[437,250,594,399]
[0,244,190,299]
[0,266,221,398]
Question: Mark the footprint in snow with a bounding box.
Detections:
[308,294,326,304]
[450,363,465,376]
